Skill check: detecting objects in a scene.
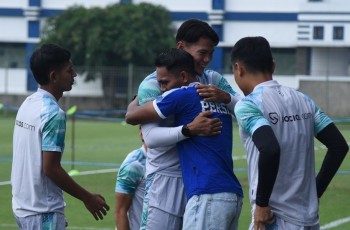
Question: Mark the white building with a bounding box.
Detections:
[0,0,349,115]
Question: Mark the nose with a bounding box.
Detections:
[203,54,211,63]
[160,84,167,93]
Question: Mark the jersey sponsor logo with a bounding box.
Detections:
[268,112,312,124]
[200,101,230,114]
[15,120,35,131]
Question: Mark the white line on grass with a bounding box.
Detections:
[0,168,119,187]
[0,223,114,230]
[0,180,10,185]
[320,217,350,229]
[73,168,118,176]
[232,155,246,160]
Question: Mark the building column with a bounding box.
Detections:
[209,0,225,73]
[25,0,41,91]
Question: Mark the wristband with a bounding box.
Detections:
[181,124,195,137]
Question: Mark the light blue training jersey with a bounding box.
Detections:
[11,88,66,217]
[234,80,332,226]
[116,146,146,230]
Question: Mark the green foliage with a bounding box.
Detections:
[40,3,175,79]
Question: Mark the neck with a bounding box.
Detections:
[40,85,62,101]
[244,73,273,95]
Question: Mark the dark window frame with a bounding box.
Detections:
[313,26,324,40]
[333,26,344,40]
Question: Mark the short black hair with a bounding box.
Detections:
[176,19,219,46]
[30,44,71,85]
[155,48,197,78]
[231,36,274,74]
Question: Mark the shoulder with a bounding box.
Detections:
[204,69,223,78]
[200,69,224,83]
[138,71,161,105]
[41,96,65,122]
[235,97,258,113]
[161,85,196,99]
[120,149,146,169]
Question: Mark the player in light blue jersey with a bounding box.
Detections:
[231,36,348,230]
[11,44,110,230]
[126,19,241,230]
[127,48,243,230]
[115,126,147,230]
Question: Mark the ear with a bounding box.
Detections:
[233,62,245,77]
[177,41,185,49]
[272,60,276,74]
[48,70,57,83]
[180,70,190,84]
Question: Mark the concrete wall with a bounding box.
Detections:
[226,74,350,118]
[298,77,350,118]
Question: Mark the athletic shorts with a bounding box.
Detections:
[249,215,320,230]
[140,173,186,230]
[14,212,67,230]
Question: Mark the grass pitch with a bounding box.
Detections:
[0,115,349,229]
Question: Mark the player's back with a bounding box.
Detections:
[259,81,319,225]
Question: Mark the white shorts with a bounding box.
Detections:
[14,212,67,230]
[140,173,187,230]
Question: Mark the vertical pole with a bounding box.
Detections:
[127,63,133,102]
[3,64,8,116]
[71,114,75,170]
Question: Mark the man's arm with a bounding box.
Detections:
[196,84,231,104]
[315,123,348,198]
[125,98,160,125]
[142,111,222,148]
[115,193,133,230]
[43,152,110,220]
[252,125,280,228]
[195,72,242,113]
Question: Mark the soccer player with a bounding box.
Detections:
[11,44,110,229]
[125,19,241,230]
[231,36,349,230]
[115,126,147,230]
[127,48,243,229]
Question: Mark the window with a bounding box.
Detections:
[0,43,26,68]
[313,26,324,40]
[271,48,296,75]
[333,26,344,40]
[222,47,296,75]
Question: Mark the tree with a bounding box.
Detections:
[40,3,175,107]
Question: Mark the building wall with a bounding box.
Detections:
[0,0,350,117]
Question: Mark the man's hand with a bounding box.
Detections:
[196,84,231,104]
[187,111,222,136]
[84,193,110,220]
[253,205,275,230]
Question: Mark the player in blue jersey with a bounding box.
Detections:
[127,48,243,230]
[11,44,110,229]
[115,126,147,230]
[231,36,348,230]
[126,19,241,230]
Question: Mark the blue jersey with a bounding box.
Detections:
[153,82,243,199]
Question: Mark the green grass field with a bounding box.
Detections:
[1,114,349,229]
